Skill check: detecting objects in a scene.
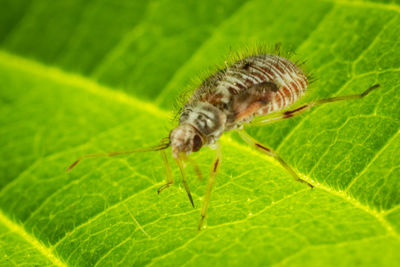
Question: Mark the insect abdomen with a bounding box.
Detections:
[187,54,309,129]
[245,55,308,115]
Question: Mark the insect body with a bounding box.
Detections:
[170,54,308,158]
[68,52,379,231]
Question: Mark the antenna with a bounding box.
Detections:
[67,138,170,172]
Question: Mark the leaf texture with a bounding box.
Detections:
[0,0,399,266]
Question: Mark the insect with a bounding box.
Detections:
[67,49,379,230]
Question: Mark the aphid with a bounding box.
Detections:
[67,48,379,230]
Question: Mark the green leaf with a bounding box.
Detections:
[1,0,399,266]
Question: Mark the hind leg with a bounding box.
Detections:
[237,129,313,188]
[250,84,380,126]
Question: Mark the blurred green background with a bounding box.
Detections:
[0,0,399,266]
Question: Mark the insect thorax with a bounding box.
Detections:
[179,102,226,145]
[176,54,309,148]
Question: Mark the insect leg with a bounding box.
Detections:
[198,144,222,230]
[250,84,380,126]
[237,129,313,188]
[157,150,174,194]
[176,155,195,208]
[187,157,203,180]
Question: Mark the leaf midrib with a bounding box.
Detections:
[0,210,66,267]
[0,50,398,243]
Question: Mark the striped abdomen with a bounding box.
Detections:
[207,54,308,116]
[249,55,308,115]
[184,54,309,137]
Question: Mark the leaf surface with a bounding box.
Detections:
[0,0,399,266]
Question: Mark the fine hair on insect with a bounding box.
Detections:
[67,44,380,230]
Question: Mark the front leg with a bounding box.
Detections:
[198,143,222,230]
[237,129,313,188]
[157,150,174,194]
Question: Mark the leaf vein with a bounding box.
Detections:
[326,0,400,15]
[154,0,252,105]
[344,128,400,193]
[351,15,398,76]
[0,209,66,267]
[52,184,159,249]
[147,188,308,265]
[272,233,392,267]
[228,138,400,239]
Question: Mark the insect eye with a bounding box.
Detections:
[192,134,203,152]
